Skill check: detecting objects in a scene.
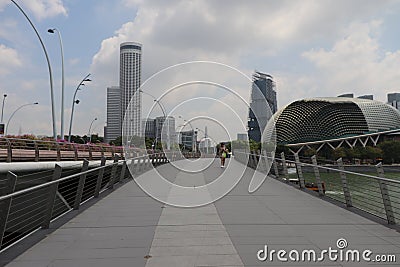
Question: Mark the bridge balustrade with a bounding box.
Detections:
[0,152,170,251]
[233,150,400,226]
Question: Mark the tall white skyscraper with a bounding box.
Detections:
[120,42,142,138]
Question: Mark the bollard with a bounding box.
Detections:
[376,163,395,224]
[42,164,62,229]
[337,158,352,207]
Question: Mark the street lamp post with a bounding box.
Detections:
[11,0,57,140]
[68,73,91,142]
[1,94,7,122]
[48,28,65,140]
[88,118,97,143]
[5,102,39,135]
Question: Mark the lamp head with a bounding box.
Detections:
[33,102,39,105]
[75,100,80,104]
[3,94,7,98]
[47,29,55,33]
[84,79,92,82]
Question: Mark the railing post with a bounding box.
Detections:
[73,144,78,161]
[294,153,305,189]
[376,163,396,224]
[73,159,89,210]
[94,156,106,198]
[42,164,62,229]
[311,155,324,196]
[281,152,289,183]
[0,171,17,247]
[34,140,39,162]
[88,144,93,161]
[56,142,61,161]
[108,154,119,189]
[119,161,127,183]
[273,159,279,179]
[6,139,12,163]
[337,158,353,207]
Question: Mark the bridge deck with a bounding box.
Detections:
[5,159,400,267]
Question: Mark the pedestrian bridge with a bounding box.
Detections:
[1,155,400,266]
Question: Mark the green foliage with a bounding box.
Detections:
[378,141,400,163]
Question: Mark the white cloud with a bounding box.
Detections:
[1,0,67,20]
[302,20,400,102]
[89,0,400,140]
[0,44,22,75]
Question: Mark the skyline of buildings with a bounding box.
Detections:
[105,42,142,143]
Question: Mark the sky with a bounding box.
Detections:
[1,0,400,140]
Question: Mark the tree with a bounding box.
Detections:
[378,141,400,164]
[332,147,346,159]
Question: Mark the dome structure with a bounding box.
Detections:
[274,97,400,144]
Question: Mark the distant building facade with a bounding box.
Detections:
[388,93,400,110]
[179,130,197,151]
[338,93,354,98]
[142,118,156,139]
[358,95,373,100]
[248,71,277,142]
[105,86,121,143]
[237,133,248,141]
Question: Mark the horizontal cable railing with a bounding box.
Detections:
[234,150,400,226]
[0,152,178,252]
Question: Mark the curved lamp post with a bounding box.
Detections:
[11,0,56,140]
[1,94,7,123]
[88,117,97,143]
[5,102,39,135]
[48,28,65,140]
[68,74,91,142]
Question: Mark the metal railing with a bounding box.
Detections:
[0,152,170,251]
[0,137,125,162]
[234,150,400,226]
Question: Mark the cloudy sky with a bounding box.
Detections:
[1,0,400,139]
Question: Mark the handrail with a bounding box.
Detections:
[233,150,400,226]
[0,153,165,202]
[234,151,400,184]
[0,151,171,251]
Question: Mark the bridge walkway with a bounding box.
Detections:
[5,158,400,267]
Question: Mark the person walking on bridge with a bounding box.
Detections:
[219,142,228,168]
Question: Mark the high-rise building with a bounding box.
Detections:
[105,86,121,143]
[142,118,156,139]
[120,42,142,138]
[248,71,277,142]
[388,93,400,110]
[155,116,176,149]
[237,133,248,141]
